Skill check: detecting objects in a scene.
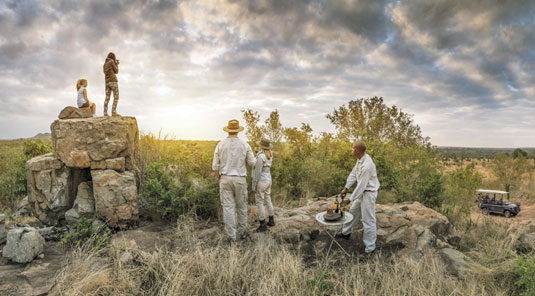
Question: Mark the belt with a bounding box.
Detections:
[364,190,376,193]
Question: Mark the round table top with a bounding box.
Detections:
[315,211,354,226]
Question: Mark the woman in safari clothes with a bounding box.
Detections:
[253,138,275,232]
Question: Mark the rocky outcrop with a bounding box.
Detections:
[270,197,480,277]
[26,116,140,228]
[92,170,138,228]
[272,198,459,257]
[2,227,45,263]
[26,153,73,225]
[50,116,138,168]
[58,106,93,119]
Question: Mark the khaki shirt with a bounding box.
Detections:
[212,135,256,177]
[345,153,380,202]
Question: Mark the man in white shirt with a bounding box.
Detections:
[212,119,256,241]
[337,141,380,255]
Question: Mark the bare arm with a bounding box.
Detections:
[83,89,90,104]
[252,155,263,192]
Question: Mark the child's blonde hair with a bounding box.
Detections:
[76,79,87,91]
[263,149,272,160]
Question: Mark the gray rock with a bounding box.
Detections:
[26,154,73,225]
[91,169,138,228]
[51,116,138,168]
[3,227,45,263]
[13,196,30,218]
[439,248,472,279]
[58,106,93,119]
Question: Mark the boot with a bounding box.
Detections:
[256,220,268,232]
[267,216,275,227]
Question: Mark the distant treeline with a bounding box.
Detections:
[437,147,535,160]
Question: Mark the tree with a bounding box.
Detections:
[241,109,262,148]
[513,148,528,159]
[326,96,429,148]
[261,109,284,144]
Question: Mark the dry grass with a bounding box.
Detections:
[50,216,519,296]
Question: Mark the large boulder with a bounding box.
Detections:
[2,227,45,263]
[58,106,92,119]
[26,153,73,225]
[272,198,459,256]
[50,116,139,168]
[65,181,95,224]
[91,169,138,228]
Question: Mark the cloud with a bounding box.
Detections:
[0,0,533,147]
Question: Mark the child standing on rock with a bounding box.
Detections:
[253,138,275,232]
[76,79,96,117]
[103,52,120,116]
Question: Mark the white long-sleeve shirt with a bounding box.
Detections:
[252,152,272,191]
[345,153,380,202]
[212,135,256,177]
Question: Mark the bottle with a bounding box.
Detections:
[334,196,340,214]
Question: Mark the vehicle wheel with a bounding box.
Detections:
[482,208,489,215]
[504,210,511,218]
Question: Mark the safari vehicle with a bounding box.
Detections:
[475,189,521,218]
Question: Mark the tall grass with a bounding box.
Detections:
[51,216,517,296]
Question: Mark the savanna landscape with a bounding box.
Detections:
[1,98,534,295]
[1,1,535,295]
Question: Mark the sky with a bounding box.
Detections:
[0,0,534,147]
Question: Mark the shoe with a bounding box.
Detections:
[256,220,268,232]
[104,113,109,116]
[267,216,275,227]
[239,231,250,240]
[359,249,376,261]
[92,114,97,117]
[112,112,121,116]
[335,232,351,240]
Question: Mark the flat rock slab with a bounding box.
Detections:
[51,116,138,168]
[0,241,66,296]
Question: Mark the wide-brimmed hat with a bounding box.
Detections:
[223,119,244,133]
[257,138,272,150]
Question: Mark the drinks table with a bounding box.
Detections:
[315,211,354,257]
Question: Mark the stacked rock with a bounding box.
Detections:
[26,111,139,229]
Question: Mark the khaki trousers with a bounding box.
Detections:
[219,175,248,240]
[341,191,377,253]
[255,180,273,221]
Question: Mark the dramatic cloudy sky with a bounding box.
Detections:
[0,0,534,147]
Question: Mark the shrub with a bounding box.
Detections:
[141,162,219,220]
[515,255,535,296]
[58,218,111,250]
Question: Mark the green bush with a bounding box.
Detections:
[58,218,111,250]
[515,255,535,296]
[141,162,219,221]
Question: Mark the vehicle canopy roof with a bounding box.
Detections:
[477,189,509,195]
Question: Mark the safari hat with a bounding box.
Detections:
[257,138,272,150]
[223,119,244,133]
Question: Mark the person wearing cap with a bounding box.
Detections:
[212,119,256,241]
[336,140,380,256]
[252,138,275,232]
